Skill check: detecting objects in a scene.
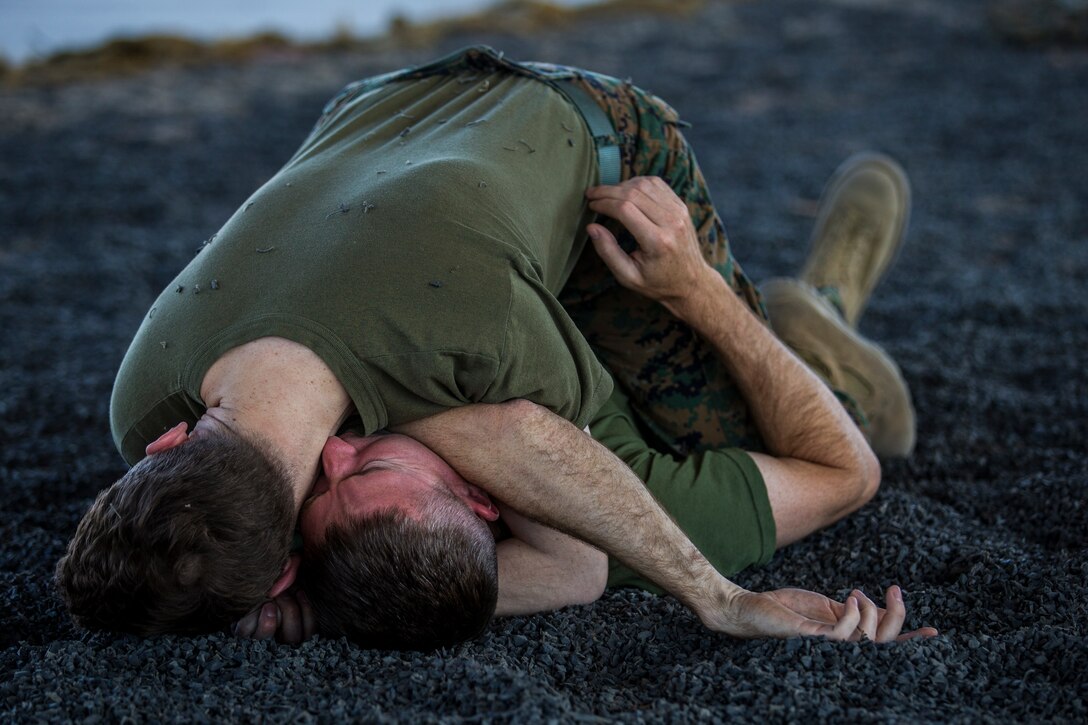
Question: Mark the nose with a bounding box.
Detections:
[320,435,359,482]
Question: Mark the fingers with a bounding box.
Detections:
[829,596,861,641]
[897,627,940,641]
[299,590,317,642]
[853,589,880,642]
[232,601,280,640]
[585,177,690,253]
[587,223,642,289]
[275,594,302,646]
[875,585,907,643]
[231,592,317,646]
[586,196,661,251]
[232,607,260,639]
[254,601,279,640]
[586,177,682,226]
[275,590,317,646]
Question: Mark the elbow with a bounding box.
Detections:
[589,549,609,601]
[821,445,880,525]
[499,398,553,430]
[577,549,609,605]
[829,442,881,517]
[853,444,882,509]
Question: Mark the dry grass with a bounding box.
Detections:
[3,0,706,86]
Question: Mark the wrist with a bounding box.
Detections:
[688,576,749,631]
[661,266,732,323]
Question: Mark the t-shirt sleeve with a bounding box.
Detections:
[486,270,613,428]
[589,387,776,593]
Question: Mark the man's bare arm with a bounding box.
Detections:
[393,402,862,639]
[586,177,880,546]
[494,504,608,616]
[580,176,933,642]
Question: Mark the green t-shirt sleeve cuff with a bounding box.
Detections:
[590,389,776,593]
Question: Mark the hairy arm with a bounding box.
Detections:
[586,177,880,546]
[580,176,935,642]
[393,402,861,639]
[494,503,608,616]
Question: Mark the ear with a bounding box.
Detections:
[144,422,191,456]
[268,555,300,597]
[441,471,501,521]
[462,485,500,522]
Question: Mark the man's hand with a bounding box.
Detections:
[586,177,718,315]
[722,585,938,642]
[232,589,316,646]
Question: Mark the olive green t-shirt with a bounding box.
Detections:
[589,386,776,593]
[111,69,613,464]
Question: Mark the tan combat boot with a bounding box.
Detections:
[799,153,911,327]
[762,154,915,457]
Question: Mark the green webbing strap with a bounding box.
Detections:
[343,52,623,187]
[552,78,622,187]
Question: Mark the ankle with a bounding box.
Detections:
[815,285,848,321]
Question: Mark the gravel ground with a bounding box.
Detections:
[2,0,1087,721]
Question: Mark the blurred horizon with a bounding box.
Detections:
[0,0,600,64]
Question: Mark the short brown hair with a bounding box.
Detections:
[302,492,497,650]
[55,430,295,635]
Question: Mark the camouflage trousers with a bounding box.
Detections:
[545,66,867,455]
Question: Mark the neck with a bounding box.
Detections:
[199,338,353,511]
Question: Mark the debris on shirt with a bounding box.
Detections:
[325,202,351,219]
[256,246,275,254]
[210,279,220,290]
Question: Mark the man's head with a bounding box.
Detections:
[299,431,500,650]
[55,425,296,635]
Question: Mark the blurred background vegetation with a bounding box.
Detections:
[0,0,704,85]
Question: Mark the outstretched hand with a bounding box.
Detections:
[716,585,938,642]
[232,588,316,646]
[586,177,716,313]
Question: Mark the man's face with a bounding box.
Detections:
[299,431,495,544]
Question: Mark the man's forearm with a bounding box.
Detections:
[666,269,873,473]
[392,402,745,628]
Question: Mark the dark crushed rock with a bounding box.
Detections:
[2,0,1086,721]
